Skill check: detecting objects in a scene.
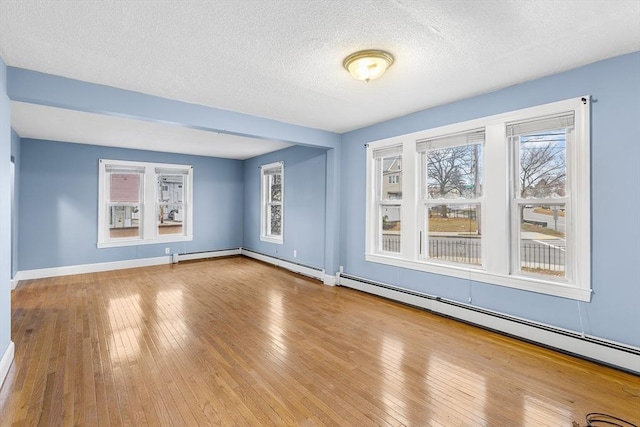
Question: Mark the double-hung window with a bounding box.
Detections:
[508,113,573,279]
[418,129,484,266]
[260,162,284,243]
[156,168,187,236]
[365,96,590,301]
[98,159,193,247]
[373,145,403,254]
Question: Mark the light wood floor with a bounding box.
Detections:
[1,257,638,426]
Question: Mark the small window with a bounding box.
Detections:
[156,170,186,236]
[98,160,193,248]
[260,162,284,244]
[107,168,143,239]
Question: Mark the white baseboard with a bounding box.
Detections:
[240,249,325,282]
[339,274,640,374]
[14,249,242,282]
[10,278,18,290]
[177,249,241,262]
[15,256,170,281]
[0,341,15,390]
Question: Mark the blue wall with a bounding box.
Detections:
[243,145,327,270]
[339,52,640,347]
[0,56,11,364]
[18,139,244,270]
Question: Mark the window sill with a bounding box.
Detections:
[260,236,283,245]
[98,235,193,248]
[365,253,591,302]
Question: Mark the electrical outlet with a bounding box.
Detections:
[165,248,170,254]
[339,265,344,273]
[293,250,297,258]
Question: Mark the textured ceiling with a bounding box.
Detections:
[10,101,292,160]
[1,0,639,156]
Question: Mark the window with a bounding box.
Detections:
[261,162,284,244]
[365,97,591,301]
[508,113,571,279]
[156,170,186,236]
[373,146,402,253]
[418,129,484,266]
[98,159,193,247]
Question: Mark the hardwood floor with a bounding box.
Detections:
[1,256,638,426]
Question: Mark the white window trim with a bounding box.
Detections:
[98,159,194,248]
[260,161,284,244]
[418,129,485,267]
[365,97,591,301]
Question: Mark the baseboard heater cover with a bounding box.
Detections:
[240,248,325,282]
[176,249,241,262]
[339,273,640,374]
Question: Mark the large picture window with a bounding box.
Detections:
[365,97,591,301]
[98,159,193,247]
[260,162,284,244]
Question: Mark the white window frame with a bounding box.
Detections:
[418,129,485,268]
[260,161,284,244]
[365,96,591,301]
[98,159,194,248]
[372,145,403,254]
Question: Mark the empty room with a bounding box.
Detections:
[0,1,639,426]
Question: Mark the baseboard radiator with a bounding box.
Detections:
[240,248,325,282]
[338,273,640,374]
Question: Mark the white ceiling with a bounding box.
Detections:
[1,0,639,158]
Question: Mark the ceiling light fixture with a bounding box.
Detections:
[343,49,394,82]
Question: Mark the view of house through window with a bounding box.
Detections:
[98,159,193,248]
[375,146,402,253]
[157,172,185,236]
[108,170,142,239]
[261,162,284,243]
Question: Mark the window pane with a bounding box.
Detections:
[109,205,140,238]
[427,144,482,199]
[269,205,282,236]
[158,203,184,235]
[381,206,401,253]
[110,173,140,202]
[158,175,184,203]
[157,175,185,235]
[519,130,566,198]
[427,204,481,265]
[270,174,282,202]
[381,155,402,200]
[519,203,566,277]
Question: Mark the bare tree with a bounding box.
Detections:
[427,146,478,217]
[519,138,566,222]
[520,142,565,198]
